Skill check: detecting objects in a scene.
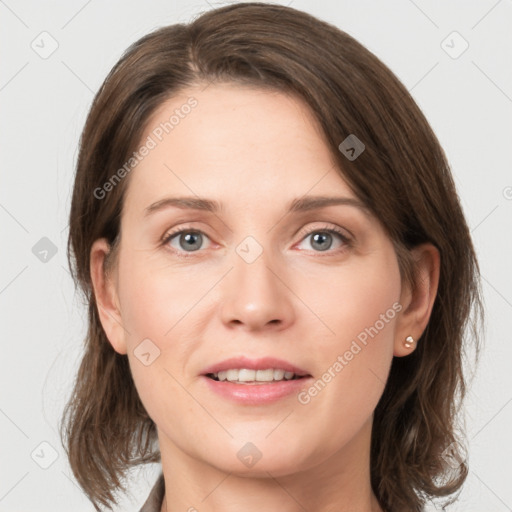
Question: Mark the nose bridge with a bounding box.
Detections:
[219,231,294,330]
[235,233,276,288]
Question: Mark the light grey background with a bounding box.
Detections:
[1,1,511,511]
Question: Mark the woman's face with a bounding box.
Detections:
[97,83,410,476]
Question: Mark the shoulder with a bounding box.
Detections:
[139,472,165,512]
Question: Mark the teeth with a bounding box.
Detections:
[212,368,300,382]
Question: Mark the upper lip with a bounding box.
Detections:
[201,356,311,377]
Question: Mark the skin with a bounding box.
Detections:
[90,83,440,512]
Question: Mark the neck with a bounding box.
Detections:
[157,416,383,512]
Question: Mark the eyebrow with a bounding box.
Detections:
[144,195,371,218]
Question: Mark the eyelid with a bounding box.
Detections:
[295,223,351,243]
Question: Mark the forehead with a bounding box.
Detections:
[122,83,358,216]
[146,82,332,161]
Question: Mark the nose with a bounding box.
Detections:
[219,244,295,332]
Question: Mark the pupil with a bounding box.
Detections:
[312,232,331,251]
[180,232,202,251]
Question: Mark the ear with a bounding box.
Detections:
[90,238,127,355]
[394,243,440,357]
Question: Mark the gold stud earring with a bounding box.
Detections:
[404,335,415,348]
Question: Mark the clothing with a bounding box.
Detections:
[139,472,165,512]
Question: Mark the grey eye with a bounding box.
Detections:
[309,232,334,252]
[168,231,208,252]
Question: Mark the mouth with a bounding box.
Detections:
[205,368,310,384]
[201,367,313,405]
[200,357,312,403]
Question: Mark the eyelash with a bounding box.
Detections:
[161,223,352,259]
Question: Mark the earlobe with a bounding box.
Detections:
[393,243,440,357]
[90,238,127,355]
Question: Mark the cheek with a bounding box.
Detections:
[296,248,401,418]
[298,246,401,349]
[117,254,187,340]
[115,252,209,402]
[116,262,189,428]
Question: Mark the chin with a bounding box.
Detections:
[206,438,315,478]
[216,457,305,478]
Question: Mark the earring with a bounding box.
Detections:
[404,335,415,349]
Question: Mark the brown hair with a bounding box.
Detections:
[60,3,484,511]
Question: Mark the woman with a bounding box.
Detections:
[60,3,483,512]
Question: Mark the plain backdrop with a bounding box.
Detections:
[1,1,511,511]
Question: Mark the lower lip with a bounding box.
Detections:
[201,376,313,405]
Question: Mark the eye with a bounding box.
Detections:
[162,227,211,255]
[161,223,352,257]
[295,224,351,254]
